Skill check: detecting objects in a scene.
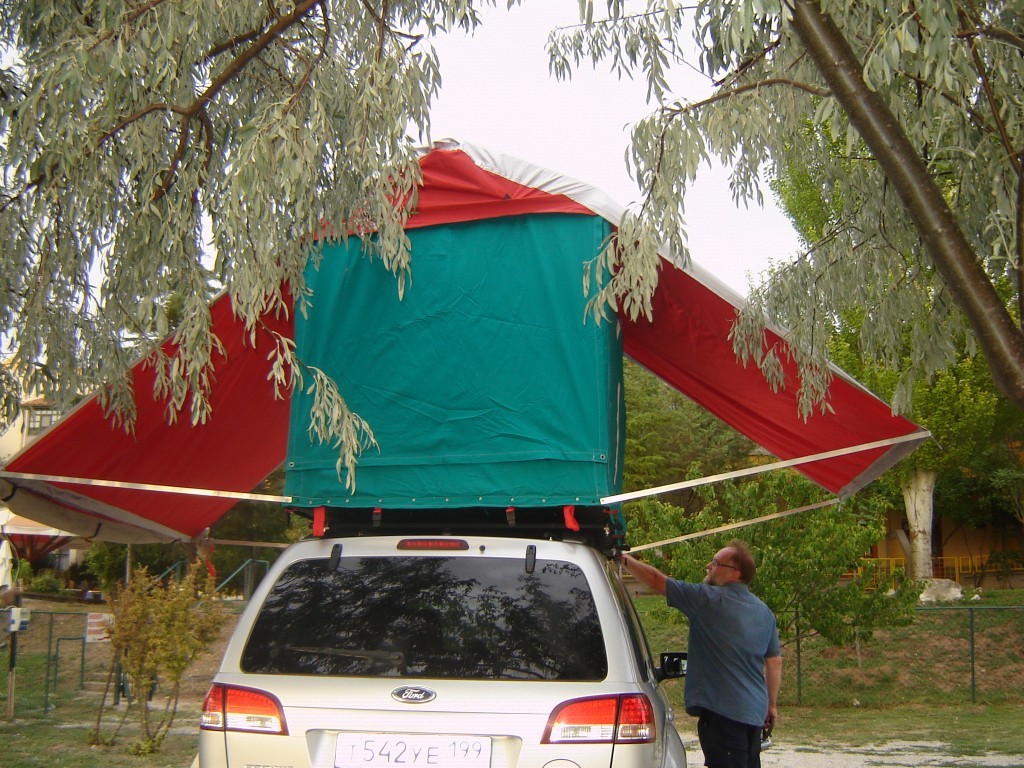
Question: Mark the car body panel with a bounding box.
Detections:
[199,535,686,768]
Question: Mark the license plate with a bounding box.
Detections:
[335,734,491,768]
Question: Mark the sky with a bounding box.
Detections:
[426,1,802,297]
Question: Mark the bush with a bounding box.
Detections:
[26,570,64,594]
[987,550,1024,587]
[91,564,226,754]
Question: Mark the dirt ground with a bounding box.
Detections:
[178,602,243,705]
[679,736,1024,767]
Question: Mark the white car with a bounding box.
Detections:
[199,519,687,768]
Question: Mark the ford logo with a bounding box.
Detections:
[391,686,436,704]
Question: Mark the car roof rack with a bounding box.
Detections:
[291,505,625,556]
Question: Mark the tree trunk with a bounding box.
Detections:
[787,0,1024,408]
[901,468,938,579]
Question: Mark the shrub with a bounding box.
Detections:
[90,563,226,754]
[26,570,65,594]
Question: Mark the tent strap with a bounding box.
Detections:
[627,498,840,552]
[601,431,929,505]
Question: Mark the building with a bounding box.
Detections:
[1,381,85,578]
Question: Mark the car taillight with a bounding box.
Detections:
[200,684,288,735]
[397,538,470,550]
[543,694,655,744]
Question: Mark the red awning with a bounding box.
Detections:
[1,294,293,543]
[0,140,926,543]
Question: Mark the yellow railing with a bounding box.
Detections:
[933,554,1024,582]
[850,554,1024,585]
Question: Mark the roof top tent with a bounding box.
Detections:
[0,140,926,545]
[287,210,624,507]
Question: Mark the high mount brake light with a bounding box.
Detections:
[543,694,656,744]
[200,684,288,735]
[397,539,470,551]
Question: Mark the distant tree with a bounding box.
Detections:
[623,360,755,507]
[818,303,1017,581]
[86,540,193,593]
[624,469,921,646]
[770,117,1023,579]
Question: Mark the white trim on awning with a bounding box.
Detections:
[602,431,930,505]
[627,499,841,552]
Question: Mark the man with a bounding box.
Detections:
[620,540,781,768]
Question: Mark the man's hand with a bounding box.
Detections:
[619,553,668,596]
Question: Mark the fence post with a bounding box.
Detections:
[795,608,802,707]
[244,560,254,600]
[969,606,976,704]
[43,611,55,712]
[5,594,21,721]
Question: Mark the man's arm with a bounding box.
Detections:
[619,553,668,596]
[764,654,782,728]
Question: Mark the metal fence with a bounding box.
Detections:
[1,558,270,721]
[5,601,1024,721]
[2,608,115,719]
[786,605,1024,707]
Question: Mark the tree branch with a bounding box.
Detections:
[897,69,991,137]
[958,9,1024,326]
[960,11,1022,177]
[284,2,330,115]
[715,35,785,88]
[1017,157,1024,329]
[88,0,173,52]
[787,0,1024,407]
[956,17,1024,56]
[190,0,326,117]
[664,77,830,117]
[153,114,193,202]
[94,0,326,203]
[205,28,266,62]
[98,102,187,145]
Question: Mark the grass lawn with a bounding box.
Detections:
[1,697,202,768]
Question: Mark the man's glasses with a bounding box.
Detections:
[710,558,738,570]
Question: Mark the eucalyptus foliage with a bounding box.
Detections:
[550,0,1024,414]
[0,1,507,476]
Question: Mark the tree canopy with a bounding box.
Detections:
[1,1,503,475]
[550,0,1024,414]
[6,0,1024,486]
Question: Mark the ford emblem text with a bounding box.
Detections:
[391,686,436,703]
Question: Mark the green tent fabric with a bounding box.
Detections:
[285,213,624,509]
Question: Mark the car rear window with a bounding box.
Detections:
[240,555,608,681]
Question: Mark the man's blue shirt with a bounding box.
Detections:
[666,579,781,726]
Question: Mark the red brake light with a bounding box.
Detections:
[201,684,288,735]
[543,694,655,744]
[397,538,469,550]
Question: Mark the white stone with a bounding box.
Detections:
[917,578,963,603]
